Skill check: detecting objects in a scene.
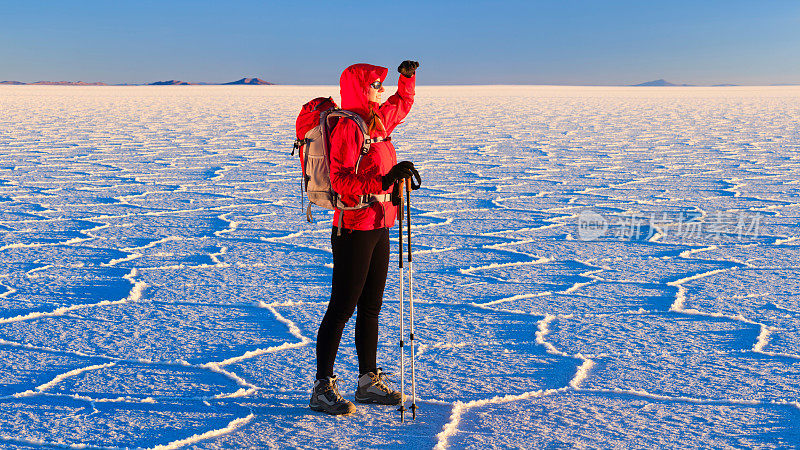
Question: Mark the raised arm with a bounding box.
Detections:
[379,61,418,134]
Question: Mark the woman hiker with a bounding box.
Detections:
[309,60,421,415]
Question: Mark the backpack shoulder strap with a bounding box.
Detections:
[324,109,369,146]
[333,110,391,145]
[323,110,377,173]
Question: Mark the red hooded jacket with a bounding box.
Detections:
[330,63,415,231]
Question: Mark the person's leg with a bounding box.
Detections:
[354,228,390,375]
[315,228,380,380]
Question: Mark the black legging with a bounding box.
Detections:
[316,227,390,380]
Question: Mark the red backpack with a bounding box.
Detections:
[292,97,391,230]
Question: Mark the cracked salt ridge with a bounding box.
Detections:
[78,202,262,223]
[433,358,596,450]
[0,338,253,404]
[103,236,203,267]
[11,362,118,399]
[213,211,239,237]
[774,236,799,245]
[0,269,147,324]
[458,257,552,275]
[0,412,255,450]
[0,266,308,405]
[432,306,599,448]
[204,300,311,369]
[0,230,96,252]
[666,264,799,359]
[469,265,603,311]
[147,414,255,450]
[446,391,797,448]
[519,310,799,431]
[0,280,17,300]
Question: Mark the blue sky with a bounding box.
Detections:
[1,0,799,85]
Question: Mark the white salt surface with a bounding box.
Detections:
[1,85,799,448]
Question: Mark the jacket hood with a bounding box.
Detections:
[340,63,388,118]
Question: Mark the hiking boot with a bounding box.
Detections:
[309,376,357,415]
[354,368,403,405]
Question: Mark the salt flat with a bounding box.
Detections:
[1,85,799,448]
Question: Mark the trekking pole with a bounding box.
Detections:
[397,181,407,423]
[405,178,418,420]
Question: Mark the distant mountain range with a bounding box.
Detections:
[147,77,273,85]
[632,79,741,87]
[1,77,274,86]
[633,79,694,87]
[149,80,193,85]
[223,77,273,85]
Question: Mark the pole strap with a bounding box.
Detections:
[336,211,344,236]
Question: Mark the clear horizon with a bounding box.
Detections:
[5,81,800,86]
[2,0,799,86]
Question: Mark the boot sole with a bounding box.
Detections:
[354,394,402,405]
[310,403,356,415]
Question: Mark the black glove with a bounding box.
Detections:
[398,60,419,78]
[382,161,421,191]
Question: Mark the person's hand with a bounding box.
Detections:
[382,161,421,190]
[398,60,419,78]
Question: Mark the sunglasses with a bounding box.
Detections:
[369,81,382,89]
